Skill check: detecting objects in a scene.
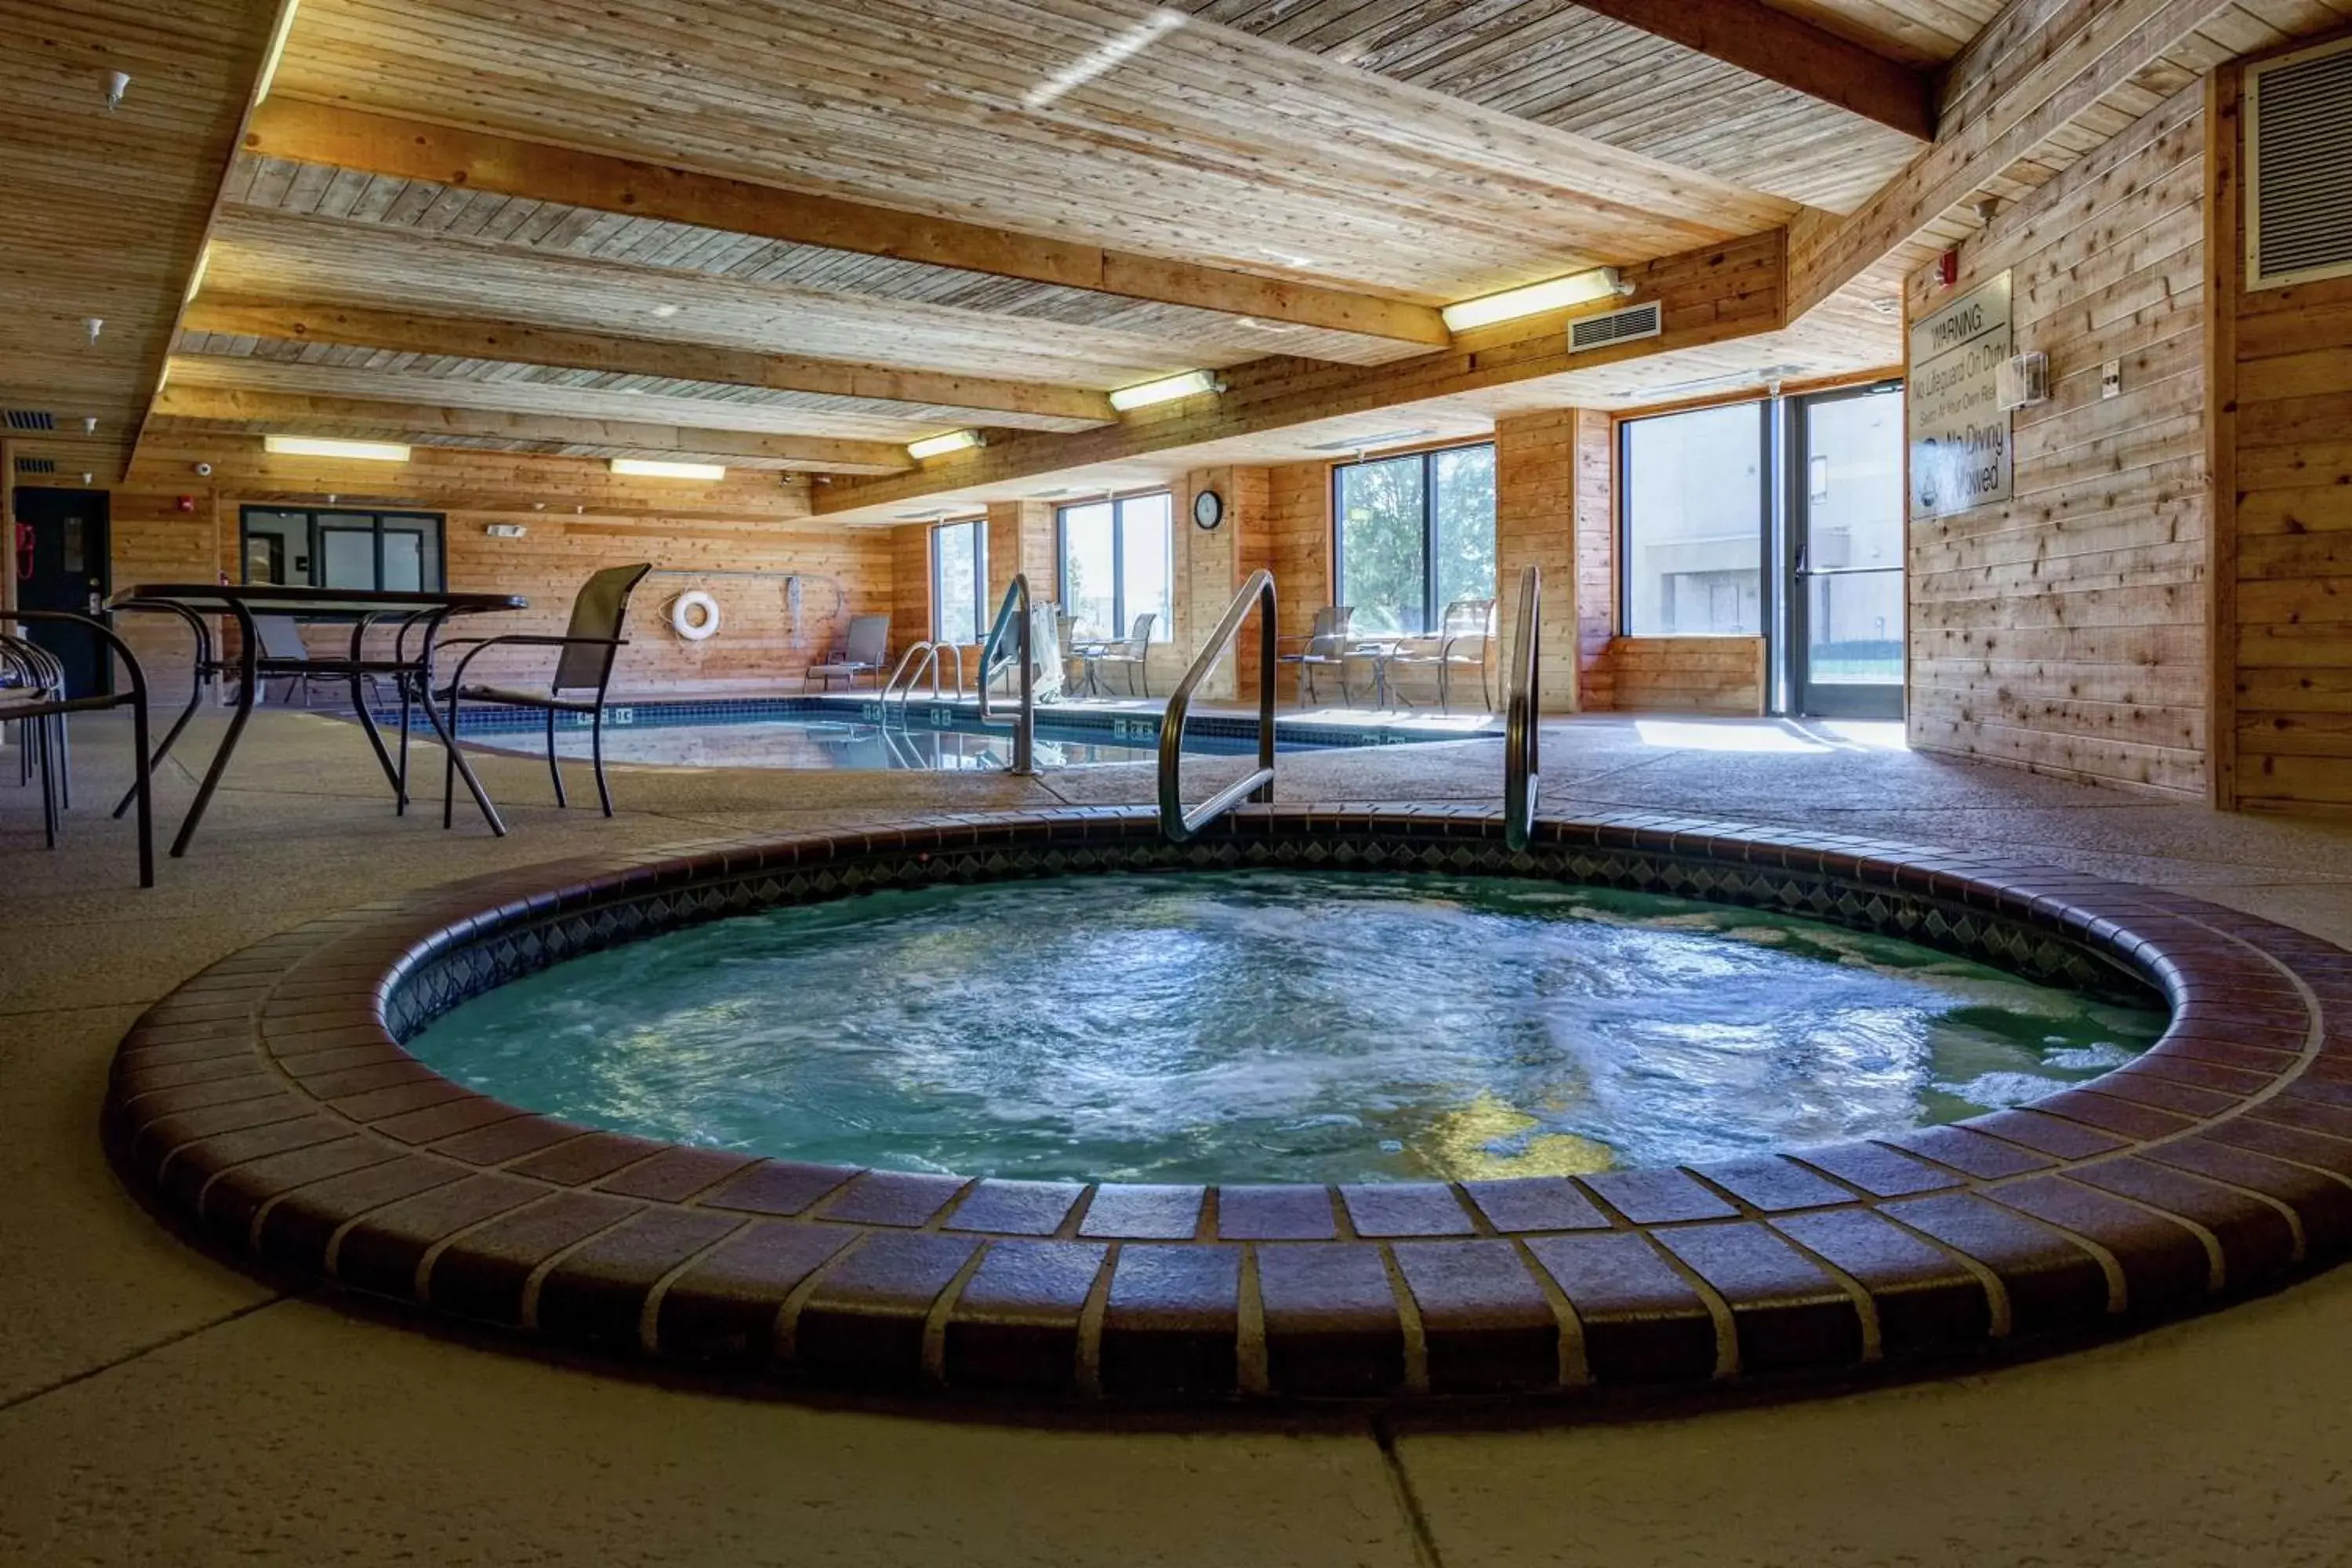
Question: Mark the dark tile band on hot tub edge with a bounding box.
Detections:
[103,805,2352,1407]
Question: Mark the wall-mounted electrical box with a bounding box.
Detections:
[485,523,528,539]
[1996,350,2048,410]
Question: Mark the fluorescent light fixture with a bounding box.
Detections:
[1109,369,1225,412]
[610,457,726,480]
[253,0,300,106]
[264,434,409,463]
[1440,267,1627,332]
[906,429,983,460]
[1303,428,1433,452]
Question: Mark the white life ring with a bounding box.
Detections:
[669,590,722,641]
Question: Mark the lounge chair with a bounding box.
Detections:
[1386,597,1497,713]
[436,563,651,821]
[1,611,154,886]
[1073,612,1156,698]
[1275,605,1358,706]
[809,615,891,691]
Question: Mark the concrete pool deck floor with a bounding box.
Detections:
[7,708,2352,1566]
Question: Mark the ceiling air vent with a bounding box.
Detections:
[1570,301,1662,354]
[4,409,56,432]
[2248,35,2352,289]
[15,456,56,475]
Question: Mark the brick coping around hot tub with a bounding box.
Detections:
[103,806,2352,1406]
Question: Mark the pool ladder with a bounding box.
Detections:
[878,640,965,720]
[1503,564,1541,851]
[1158,569,1276,843]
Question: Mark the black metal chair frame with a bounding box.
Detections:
[434,564,651,825]
[1,610,154,887]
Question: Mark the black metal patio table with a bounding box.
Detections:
[112,584,527,855]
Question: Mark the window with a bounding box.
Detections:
[1332,443,1496,634]
[239,508,445,593]
[931,517,988,644]
[1058,492,1173,641]
[1620,405,1765,635]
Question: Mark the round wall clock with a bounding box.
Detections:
[1192,488,1225,531]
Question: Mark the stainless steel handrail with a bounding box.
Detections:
[881,641,968,717]
[878,641,937,708]
[1159,568,1276,843]
[1504,564,1541,851]
[977,574,1036,776]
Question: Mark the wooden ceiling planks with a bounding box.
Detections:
[267,0,1798,299]
[213,155,1425,372]
[162,353,973,447]
[151,384,916,472]
[176,298,1117,431]
[0,0,281,475]
[1178,1,1927,211]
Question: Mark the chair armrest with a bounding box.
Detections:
[445,633,626,688]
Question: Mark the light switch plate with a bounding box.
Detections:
[2101,359,2122,400]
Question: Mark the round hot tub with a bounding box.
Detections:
[106,808,2352,1407]
[405,870,2165,1187]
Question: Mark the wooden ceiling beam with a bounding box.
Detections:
[1788,0,2239,318]
[813,231,1786,517]
[241,99,1454,353]
[1571,0,1934,140]
[156,385,914,474]
[180,296,1116,427]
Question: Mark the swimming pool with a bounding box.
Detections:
[405,695,1488,771]
[408,870,2164,1184]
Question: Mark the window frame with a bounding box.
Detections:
[1055,489,1174,643]
[1328,440,1497,637]
[237,506,448,593]
[928,515,989,645]
[1615,401,1775,640]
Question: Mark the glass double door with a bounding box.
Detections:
[1786,384,1905,720]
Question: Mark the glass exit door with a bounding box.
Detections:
[1789,384,1905,720]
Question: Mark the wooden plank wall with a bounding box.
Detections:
[103,439,893,694]
[1601,637,1769,713]
[1495,412,1581,713]
[1572,409,1619,711]
[1907,83,2212,797]
[888,524,930,666]
[2212,57,2352,816]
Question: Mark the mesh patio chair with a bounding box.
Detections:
[1,611,154,887]
[435,563,651,822]
[1275,605,1358,706]
[251,615,319,706]
[1074,612,1156,698]
[1386,596,1497,713]
[808,614,891,691]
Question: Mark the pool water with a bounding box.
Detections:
[408,872,2167,1184]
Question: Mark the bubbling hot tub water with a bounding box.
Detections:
[406,870,2165,1184]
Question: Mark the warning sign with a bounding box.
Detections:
[1906,272,2013,520]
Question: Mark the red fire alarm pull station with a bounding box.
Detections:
[1937,249,1960,289]
[176,495,197,514]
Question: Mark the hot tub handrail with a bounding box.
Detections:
[1159,568,1276,843]
[977,574,1036,777]
[1504,563,1541,851]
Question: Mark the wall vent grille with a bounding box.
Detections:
[1569,301,1662,354]
[4,408,56,432]
[2248,35,2352,289]
[14,456,57,475]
